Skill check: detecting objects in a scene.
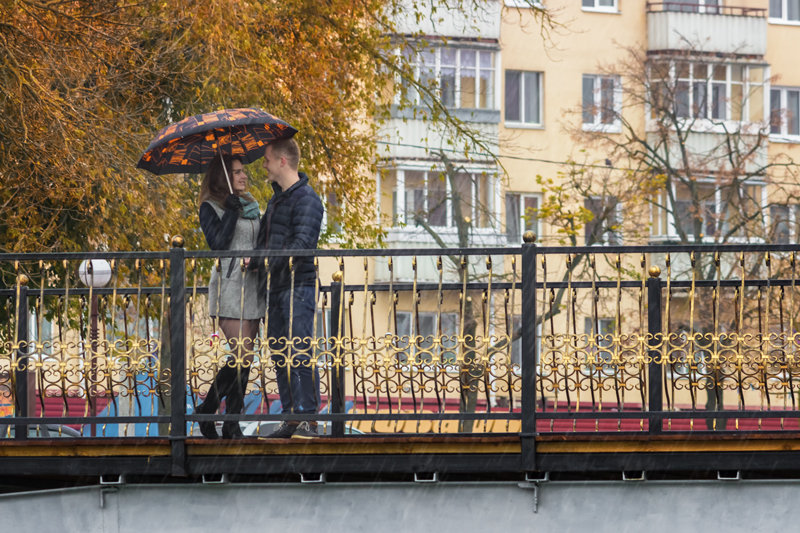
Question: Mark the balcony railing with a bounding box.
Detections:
[646,2,767,56]
[3,240,800,479]
[646,3,766,17]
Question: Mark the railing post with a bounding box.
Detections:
[14,274,30,441]
[169,236,187,476]
[521,232,537,471]
[329,271,345,437]
[647,267,663,434]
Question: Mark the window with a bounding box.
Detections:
[395,312,459,364]
[314,308,332,360]
[584,317,615,364]
[676,63,741,121]
[582,0,617,11]
[770,0,800,22]
[505,71,542,126]
[770,205,800,244]
[720,184,763,239]
[673,183,718,239]
[404,45,497,110]
[664,0,720,13]
[509,316,541,369]
[650,61,766,124]
[771,87,800,138]
[652,181,765,241]
[324,191,342,234]
[582,74,620,130]
[675,63,712,119]
[389,169,495,230]
[505,193,540,243]
[585,196,622,245]
[510,315,522,367]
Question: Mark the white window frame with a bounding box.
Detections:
[582,74,622,132]
[321,190,345,244]
[769,0,800,24]
[651,179,767,243]
[505,192,541,244]
[674,63,744,123]
[504,70,543,128]
[403,45,498,111]
[389,167,498,233]
[648,61,768,128]
[770,86,800,142]
[582,0,618,13]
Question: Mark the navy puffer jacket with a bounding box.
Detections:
[256,172,323,291]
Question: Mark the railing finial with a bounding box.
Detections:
[648,266,661,278]
[171,235,185,248]
[523,231,537,243]
[16,273,29,286]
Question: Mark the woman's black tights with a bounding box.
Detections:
[196,319,259,439]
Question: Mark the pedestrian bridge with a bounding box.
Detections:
[3,239,800,499]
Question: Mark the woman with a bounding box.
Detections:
[196,154,264,439]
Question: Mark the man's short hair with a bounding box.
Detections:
[269,137,300,170]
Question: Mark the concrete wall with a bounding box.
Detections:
[3,480,800,532]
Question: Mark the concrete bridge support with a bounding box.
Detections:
[2,479,798,532]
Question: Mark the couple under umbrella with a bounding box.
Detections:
[138,108,324,439]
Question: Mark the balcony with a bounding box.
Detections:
[646,2,767,56]
[4,242,800,484]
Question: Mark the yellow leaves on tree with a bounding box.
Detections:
[0,0,398,252]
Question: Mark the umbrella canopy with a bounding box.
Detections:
[136,108,297,175]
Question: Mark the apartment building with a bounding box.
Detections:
[500,0,800,246]
[376,0,800,247]
[366,1,800,406]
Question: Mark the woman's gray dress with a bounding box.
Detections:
[205,200,266,320]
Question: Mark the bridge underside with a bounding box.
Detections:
[4,434,800,490]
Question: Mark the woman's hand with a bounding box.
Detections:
[224,194,242,212]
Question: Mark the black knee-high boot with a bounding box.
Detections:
[196,364,238,439]
[221,369,249,439]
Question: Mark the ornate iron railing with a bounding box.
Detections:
[2,240,800,475]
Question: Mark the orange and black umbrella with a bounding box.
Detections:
[136,108,297,176]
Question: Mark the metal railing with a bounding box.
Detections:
[645,2,766,17]
[2,239,800,472]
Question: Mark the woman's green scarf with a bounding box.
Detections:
[239,196,260,219]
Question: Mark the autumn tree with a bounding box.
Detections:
[0,0,555,259]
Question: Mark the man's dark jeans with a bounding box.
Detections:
[267,284,319,415]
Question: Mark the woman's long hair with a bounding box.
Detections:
[198,154,244,207]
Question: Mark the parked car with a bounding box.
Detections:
[0,423,82,438]
[241,421,364,437]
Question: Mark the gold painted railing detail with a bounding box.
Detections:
[3,247,800,437]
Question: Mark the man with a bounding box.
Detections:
[257,137,324,438]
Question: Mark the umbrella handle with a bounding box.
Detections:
[217,146,234,194]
